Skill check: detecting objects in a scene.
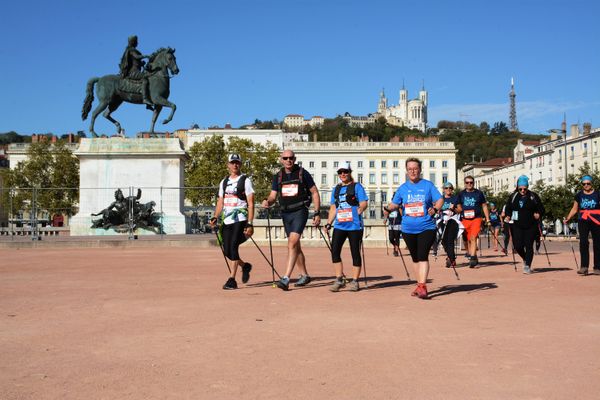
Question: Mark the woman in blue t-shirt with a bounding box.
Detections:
[324,162,369,292]
[384,158,443,299]
[565,175,600,275]
[488,202,502,252]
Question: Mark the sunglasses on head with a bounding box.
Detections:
[338,169,350,175]
[281,156,295,161]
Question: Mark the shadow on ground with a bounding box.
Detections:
[427,282,498,298]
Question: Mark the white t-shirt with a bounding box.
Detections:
[218,175,255,225]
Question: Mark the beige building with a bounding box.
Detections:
[289,140,457,219]
[283,114,324,128]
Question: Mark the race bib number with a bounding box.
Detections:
[337,208,353,222]
[281,184,298,197]
[224,194,239,207]
[464,210,475,219]
[511,210,519,221]
[405,202,424,217]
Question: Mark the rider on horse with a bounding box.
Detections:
[119,35,153,108]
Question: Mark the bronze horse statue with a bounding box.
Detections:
[82,47,179,137]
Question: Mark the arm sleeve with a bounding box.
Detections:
[534,193,545,216]
[330,189,336,204]
[430,182,442,203]
[392,187,403,205]
[218,179,224,198]
[480,191,487,204]
[356,183,368,202]
[271,174,278,192]
[456,192,463,205]
[245,177,254,195]
[505,194,514,215]
[303,169,316,189]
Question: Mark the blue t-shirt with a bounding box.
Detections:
[457,189,487,219]
[575,190,600,219]
[441,195,458,211]
[271,167,316,191]
[489,210,500,226]
[392,179,442,234]
[330,182,368,231]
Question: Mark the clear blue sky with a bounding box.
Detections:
[1,0,598,136]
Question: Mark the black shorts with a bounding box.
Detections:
[403,229,436,262]
[282,207,309,236]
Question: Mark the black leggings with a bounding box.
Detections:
[511,224,537,267]
[441,220,459,261]
[578,219,600,270]
[388,229,401,246]
[331,228,363,266]
[221,221,247,261]
[403,229,436,262]
[503,224,512,250]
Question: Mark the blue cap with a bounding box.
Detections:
[517,175,529,187]
[489,202,495,207]
[581,175,593,183]
[443,181,454,188]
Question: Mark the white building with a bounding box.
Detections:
[184,128,308,150]
[288,141,457,218]
[342,113,377,128]
[283,115,324,128]
[376,86,428,132]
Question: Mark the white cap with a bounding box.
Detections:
[228,153,242,163]
[336,161,352,172]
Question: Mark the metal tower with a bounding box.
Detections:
[509,77,518,132]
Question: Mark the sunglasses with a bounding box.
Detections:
[582,182,592,186]
[518,187,528,192]
[338,170,350,175]
[444,187,453,189]
[464,181,474,184]
[281,156,295,161]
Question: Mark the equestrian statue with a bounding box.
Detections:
[81,35,179,137]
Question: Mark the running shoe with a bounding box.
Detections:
[276,277,290,291]
[592,269,600,275]
[330,278,346,292]
[577,268,589,276]
[523,265,532,275]
[223,277,237,290]
[348,279,360,292]
[445,257,451,268]
[294,274,312,287]
[469,256,478,268]
[393,250,399,257]
[241,262,252,284]
[411,283,428,299]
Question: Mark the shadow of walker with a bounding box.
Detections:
[427,282,498,298]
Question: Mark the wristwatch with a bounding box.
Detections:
[313,211,321,218]
[246,222,254,227]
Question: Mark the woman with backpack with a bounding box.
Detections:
[324,162,368,292]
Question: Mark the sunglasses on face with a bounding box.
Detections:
[518,187,528,192]
[583,182,592,186]
[281,156,295,161]
[464,181,474,185]
[338,170,350,175]
[444,187,453,190]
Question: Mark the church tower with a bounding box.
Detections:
[399,81,408,120]
[377,88,387,114]
[419,81,428,106]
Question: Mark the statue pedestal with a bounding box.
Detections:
[70,137,187,235]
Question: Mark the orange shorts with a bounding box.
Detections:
[462,218,482,240]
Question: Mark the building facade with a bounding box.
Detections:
[184,128,309,150]
[375,86,428,132]
[283,115,324,129]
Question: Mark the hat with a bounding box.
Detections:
[581,175,593,183]
[443,181,454,188]
[489,202,496,207]
[516,175,529,187]
[228,153,242,163]
[336,161,352,172]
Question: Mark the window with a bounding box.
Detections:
[334,161,339,168]
[393,160,399,168]
[358,173,363,184]
[322,161,327,168]
[381,160,387,168]
[357,161,363,168]
[309,161,314,168]
[370,191,376,204]
[442,160,448,168]
[369,160,375,168]
[429,173,436,183]
[333,174,337,184]
[430,160,435,168]
[393,173,399,184]
[381,191,387,202]
[381,173,388,184]
[369,210,376,218]
[442,173,448,184]
[321,174,327,185]
[369,173,376,184]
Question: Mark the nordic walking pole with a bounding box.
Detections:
[213,223,231,274]
[397,239,412,281]
[487,226,490,248]
[571,242,580,270]
[507,223,518,271]
[249,236,282,280]
[360,238,369,288]
[538,223,551,268]
[266,208,275,286]
[384,219,389,256]
[319,226,332,252]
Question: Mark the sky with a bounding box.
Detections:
[1,0,598,136]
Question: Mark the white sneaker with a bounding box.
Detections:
[523,265,532,275]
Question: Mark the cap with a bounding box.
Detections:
[517,175,529,187]
[336,161,352,172]
[581,175,593,183]
[489,202,496,207]
[443,181,454,188]
[228,153,241,163]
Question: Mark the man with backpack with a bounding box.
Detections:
[262,150,321,290]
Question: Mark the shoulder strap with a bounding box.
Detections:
[237,175,247,201]
[334,184,343,207]
[222,177,229,195]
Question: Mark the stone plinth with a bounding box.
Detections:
[70,138,187,235]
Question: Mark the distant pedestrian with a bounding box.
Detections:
[488,202,502,252]
[564,175,600,275]
[439,182,462,268]
[387,206,402,257]
[456,176,490,267]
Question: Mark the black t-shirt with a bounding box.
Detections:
[457,189,486,219]
[505,190,544,229]
[271,168,316,191]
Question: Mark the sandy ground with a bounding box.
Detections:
[1,240,600,400]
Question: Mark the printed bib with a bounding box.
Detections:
[337,208,353,222]
[224,194,239,207]
[405,202,424,217]
[281,184,298,197]
[464,210,475,219]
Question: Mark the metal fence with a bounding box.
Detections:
[0,186,394,240]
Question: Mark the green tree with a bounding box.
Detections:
[185,135,228,206]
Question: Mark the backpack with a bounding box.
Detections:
[333,182,359,207]
[222,175,247,201]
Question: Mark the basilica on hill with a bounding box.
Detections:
[375,84,428,132]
